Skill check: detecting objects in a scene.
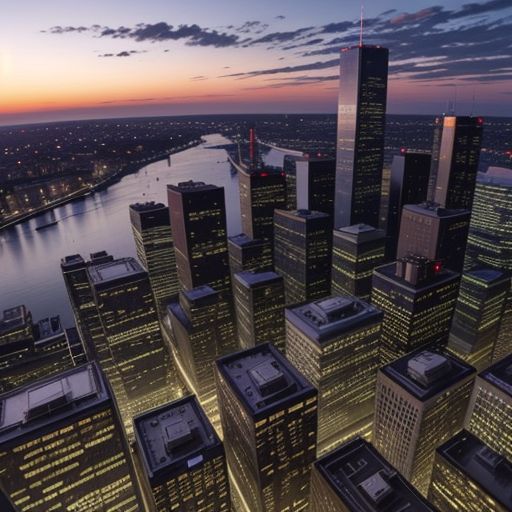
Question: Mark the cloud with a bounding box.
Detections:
[275,15,286,20]
[452,0,512,18]
[246,27,314,46]
[190,75,208,81]
[223,59,339,78]
[98,50,146,58]
[44,25,89,34]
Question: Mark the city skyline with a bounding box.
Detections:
[2,0,512,125]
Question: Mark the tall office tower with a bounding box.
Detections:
[168,286,222,430]
[129,202,179,315]
[371,256,459,365]
[274,209,332,304]
[233,271,286,352]
[134,396,230,512]
[286,296,383,454]
[428,430,512,512]
[283,155,299,210]
[465,353,512,461]
[0,308,74,392]
[386,151,431,259]
[228,233,273,275]
[310,437,436,512]
[88,257,177,434]
[464,167,512,362]
[215,343,318,512]
[334,45,389,229]
[0,363,142,511]
[168,181,236,354]
[429,115,484,210]
[448,269,508,371]
[239,167,287,240]
[397,202,470,273]
[331,224,386,300]
[373,349,476,495]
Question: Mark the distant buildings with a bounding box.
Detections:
[274,209,332,304]
[373,349,476,495]
[228,233,273,275]
[233,271,286,352]
[371,256,459,365]
[129,201,178,315]
[334,45,389,229]
[134,395,230,512]
[216,343,318,512]
[428,430,512,512]
[310,437,436,512]
[397,202,470,273]
[0,363,142,511]
[429,115,484,211]
[286,296,383,454]
[331,224,386,300]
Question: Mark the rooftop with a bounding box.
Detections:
[0,363,109,447]
[403,202,470,219]
[216,343,316,420]
[436,430,512,510]
[480,353,512,398]
[234,271,283,288]
[228,233,266,248]
[381,348,475,401]
[334,224,386,244]
[60,253,86,270]
[315,437,435,512]
[466,268,507,285]
[129,201,166,213]
[88,257,145,286]
[134,395,222,485]
[275,208,330,222]
[286,296,382,344]
[34,316,62,341]
[0,306,30,336]
[167,181,220,193]
[478,167,512,187]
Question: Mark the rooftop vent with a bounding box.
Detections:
[359,471,393,504]
[25,380,72,423]
[476,446,503,472]
[407,351,452,387]
[164,419,194,453]
[249,361,287,397]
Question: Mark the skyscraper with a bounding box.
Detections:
[448,269,508,371]
[334,45,389,229]
[465,353,512,461]
[286,296,383,454]
[373,349,476,495]
[239,167,287,240]
[310,437,436,512]
[429,115,484,211]
[386,151,431,259]
[228,233,273,275]
[331,224,386,300]
[397,202,470,273]
[371,256,459,365]
[168,181,236,354]
[0,363,142,511]
[428,430,512,512]
[233,271,286,352]
[133,395,230,512]
[129,202,179,315]
[215,343,318,512]
[274,209,332,304]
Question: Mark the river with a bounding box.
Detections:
[0,134,286,326]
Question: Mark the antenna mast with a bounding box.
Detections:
[359,3,364,47]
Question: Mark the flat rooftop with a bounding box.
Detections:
[216,343,316,420]
[334,224,385,244]
[167,181,220,193]
[286,296,382,344]
[228,233,266,248]
[315,437,435,511]
[0,306,30,335]
[0,363,109,447]
[403,202,470,219]
[275,209,330,222]
[134,395,222,485]
[466,268,507,285]
[60,253,86,270]
[478,167,512,187]
[381,349,475,401]
[437,430,512,510]
[480,353,512,398]
[234,271,283,288]
[88,257,145,286]
[129,201,166,213]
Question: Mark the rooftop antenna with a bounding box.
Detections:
[359,3,364,47]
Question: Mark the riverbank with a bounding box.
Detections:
[0,139,203,232]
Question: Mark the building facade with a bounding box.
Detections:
[227,234,273,276]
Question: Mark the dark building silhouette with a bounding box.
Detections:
[428,430,512,512]
[283,155,299,210]
[134,395,230,512]
[233,271,286,352]
[386,151,431,259]
[286,296,383,454]
[331,224,386,300]
[310,437,436,512]
[239,167,287,240]
[429,115,484,211]
[274,209,332,304]
[129,202,178,315]
[168,181,236,354]
[373,349,476,495]
[334,45,389,229]
[448,269,508,371]
[0,363,142,511]
[371,256,459,365]
[215,343,318,512]
[228,234,273,275]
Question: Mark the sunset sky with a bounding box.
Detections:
[1,0,511,125]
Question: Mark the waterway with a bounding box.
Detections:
[0,134,287,326]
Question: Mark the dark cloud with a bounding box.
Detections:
[44,25,89,34]
[190,75,208,81]
[275,15,286,20]
[246,27,314,46]
[452,0,512,18]
[319,21,354,34]
[222,59,339,78]
[282,38,324,51]
[98,50,146,58]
